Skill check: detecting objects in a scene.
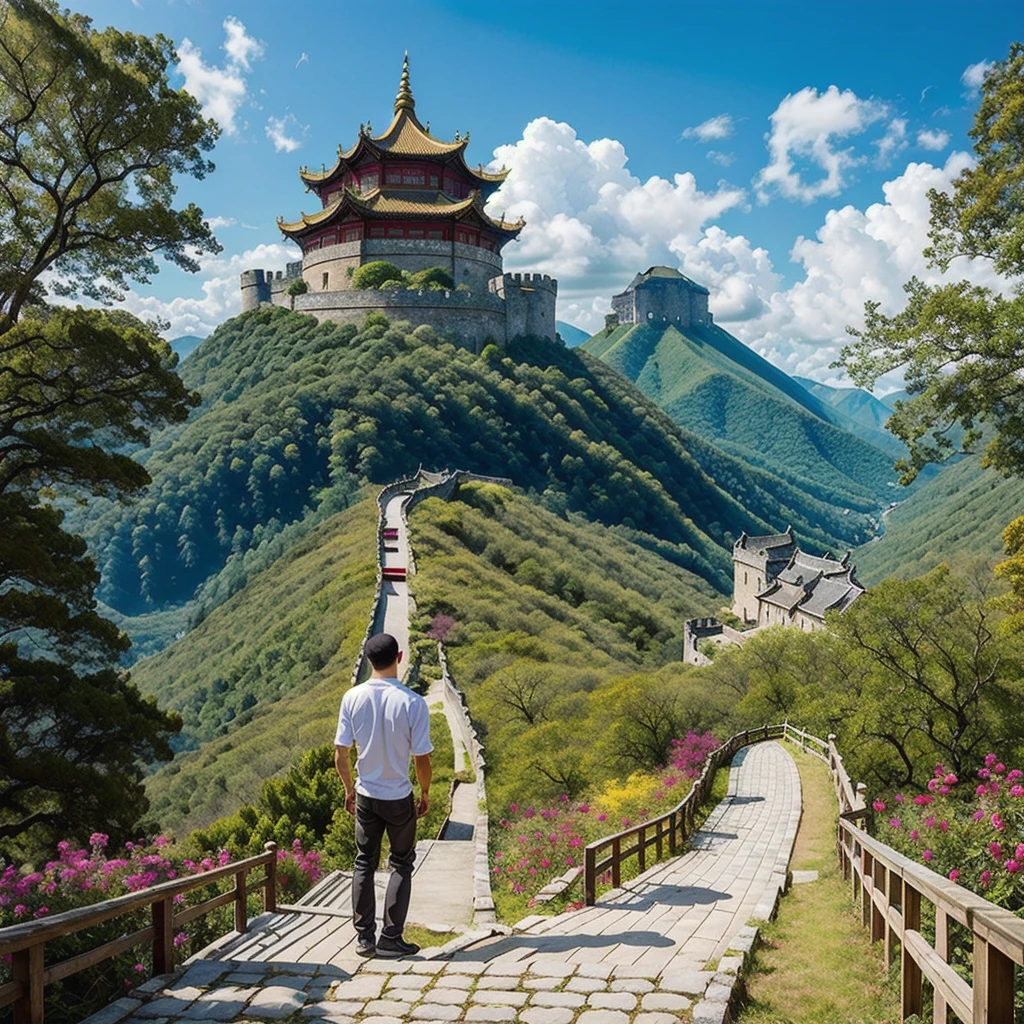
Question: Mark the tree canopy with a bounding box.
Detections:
[0,0,220,330]
[838,43,1024,482]
[0,0,220,859]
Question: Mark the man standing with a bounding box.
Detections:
[334,632,433,958]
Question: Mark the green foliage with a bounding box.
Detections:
[854,455,1024,585]
[407,266,454,291]
[838,44,1024,482]
[351,261,403,289]
[0,0,220,328]
[286,277,309,296]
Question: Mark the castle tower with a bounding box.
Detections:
[277,54,526,295]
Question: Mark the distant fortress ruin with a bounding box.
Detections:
[604,266,713,331]
[240,55,557,352]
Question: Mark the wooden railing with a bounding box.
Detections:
[583,724,786,904]
[0,842,278,1024]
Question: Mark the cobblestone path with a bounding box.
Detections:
[91,741,800,1024]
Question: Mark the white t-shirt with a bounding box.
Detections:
[334,677,433,800]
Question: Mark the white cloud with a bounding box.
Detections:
[110,243,300,339]
[205,216,237,230]
[917,128,951,151]
[266,114,304,153]
[486,117,745,327]
[707,150,735,167]
[962,60,993,93]
[177,18,264,136]
[755,85,889,203]
[682,114,735,143]
[222,16,265,71]
[875,118,907,165]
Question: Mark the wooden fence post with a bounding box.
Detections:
[152,896,174,975]
[611,837,621,889]
[638,825,646,874]
[234,869,248,934]
[11,944,43,1024]
[861,850,872,929]
[264,842,278,913]
[934,910,950,1023]
[973,934,1014,1023]
[901,881,923,1019]
[585,846,596,906]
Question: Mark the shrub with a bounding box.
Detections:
[351,261,403,289]
[407,266,454,291]
[286,278,308,296]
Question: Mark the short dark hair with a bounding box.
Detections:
[366,633,399,670]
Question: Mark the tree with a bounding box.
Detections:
[351,261,404,290]
[837,43,1024,482]
[0,0,220,857]
[0,0,220,330]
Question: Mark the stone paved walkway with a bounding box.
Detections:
[381,491,412,678]
[94,741,800,1024]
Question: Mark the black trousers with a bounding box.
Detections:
[352,792,418,940]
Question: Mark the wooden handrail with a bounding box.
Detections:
[0,842,278,1023]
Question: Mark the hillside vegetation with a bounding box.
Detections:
[134,496,377,832]
[408,482,733,806]
[584,321,900,527]
[854,456,1024,583]
[81,307,889,657]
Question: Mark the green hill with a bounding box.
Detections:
[854,456,1024,584]
[81,306,886,652]
[584,321,901,516]
[555,320,591,348]
[170,334,205,361]
[793,376,905,458]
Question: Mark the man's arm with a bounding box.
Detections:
[414,753,432,818]
[335,744,356,816]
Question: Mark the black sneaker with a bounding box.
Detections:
[355,935,376,958]
[375,935,420,959]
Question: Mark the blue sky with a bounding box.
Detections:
[73,0,1021,385]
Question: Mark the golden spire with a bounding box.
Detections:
[394,52,415,115]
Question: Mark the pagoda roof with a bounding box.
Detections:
[299,55,509,194]
[278,187,524,241]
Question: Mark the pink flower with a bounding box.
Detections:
[981,870,992,887]
[32,907,48,918]
[173,932,187,948]
[509,803,518,813]
[494,851,502,859]
[894,793,904,803]
[560,794,569,803]
[872,800,886,813]
[924,816,936,828]
[621,819,630,828]
[524,807,535,819]
[133,963,146,973]
[1015,844,1024,860]
[995,763,1006,775]
[944,773,958,785]
[990,842,1003,861]
[89,833,108,849]
[913,795,932,806]
[927,778,939,792]
[977,785,989,797]
[596,814,606,822]
[540,858,550,869]
[992,813,1005,831]
[939,786,950,794]
[889,818,902,829]
[217,850,230,867]
[939,821,949,832]
[1008,769,1022,782]
[565,856,574,866]
[910,830,919,841]
[922,849,933,861]
[949,869,960,882]
[986,753,998,768]
[13,905,27,917]
[1011,785,1024,798]
[973,810,986,821]
[1007,860,1021,874]
[154,836,168,847]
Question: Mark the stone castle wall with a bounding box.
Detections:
[491,272,557,343]
[612,277,712,328]
[300,238,504,295]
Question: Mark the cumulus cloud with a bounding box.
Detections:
[682,114,735,143]
[107,243,300,339]
[962,60,993,93]
[177,17,265,136]
[486,117,745,321]
[755,85,890,203]
[266,114,304,153]
[205,216,237,230]
[917,128,951,151]
[875,118,907,165]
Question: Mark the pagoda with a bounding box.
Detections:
[277,55,525,293]
[240,56,557,352]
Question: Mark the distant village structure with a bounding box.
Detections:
[684,527,865,666]
[604,266,712,331]
[240,56,557,351]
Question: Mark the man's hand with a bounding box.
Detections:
[345,789,356,816]
[417,792,430,818]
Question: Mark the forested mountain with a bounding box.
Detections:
[555,321,591,347]
[583,321,902,515]
[170,334,204,361]
[854,455,1024,584]
[793,376,905,458]
[80,307,886,658]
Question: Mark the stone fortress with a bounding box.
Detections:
[240,56,557,352]
[604,265,713,331]
[684,527,864,666]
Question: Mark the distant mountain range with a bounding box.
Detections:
[556,321,591,347]
[582,320,905,528]
[170,334,205,361]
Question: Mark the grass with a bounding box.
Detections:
[402,924,460,951]
[736,748,901,1024]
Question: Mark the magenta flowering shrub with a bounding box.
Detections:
[0,832,322,1023]
[876,754,1024,911]
[490,731,719,916]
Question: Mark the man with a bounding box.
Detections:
[334,632,433,958]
